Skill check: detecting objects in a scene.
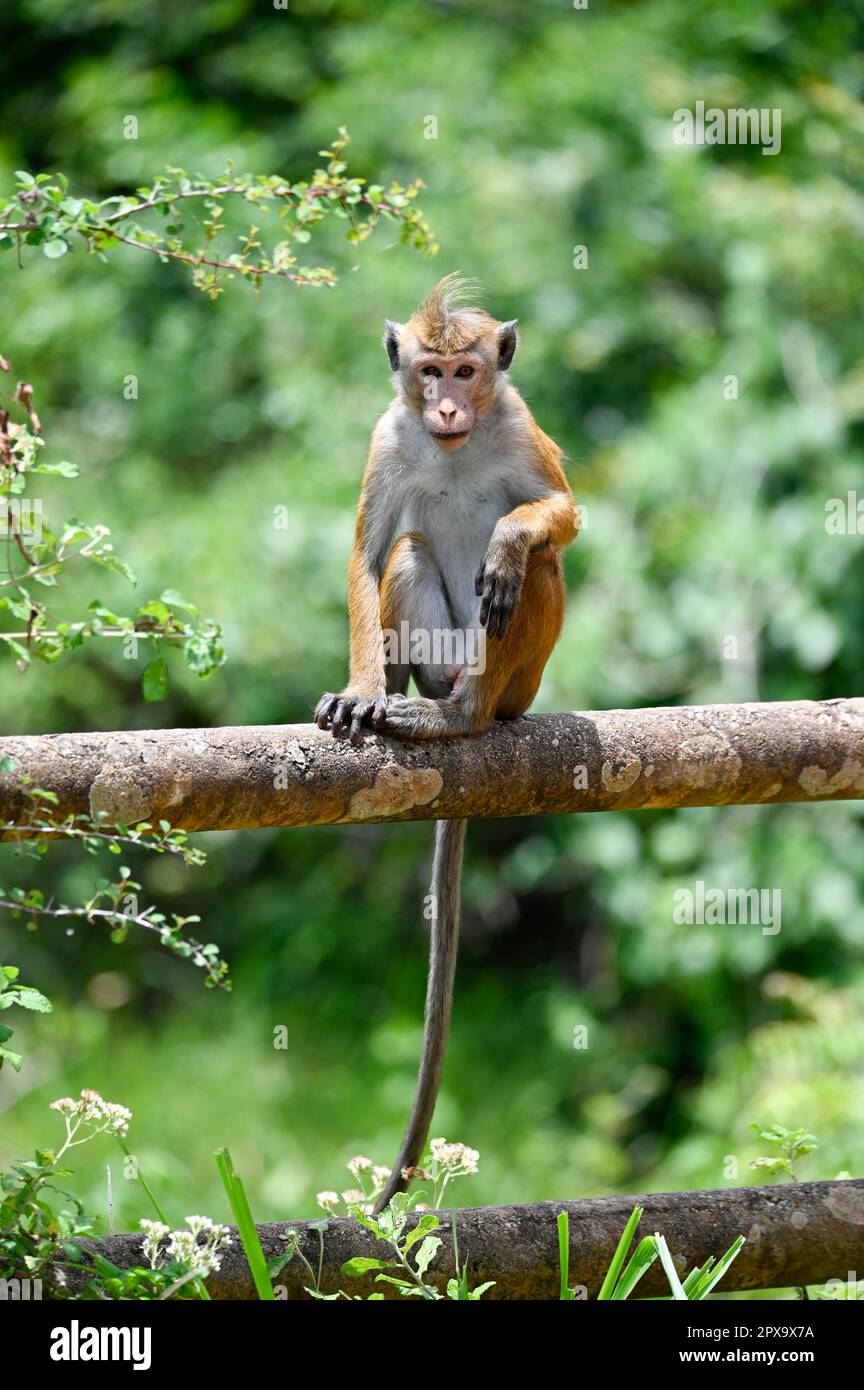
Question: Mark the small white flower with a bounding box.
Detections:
[103,1102,132,1137]
[347,1154,372,1178]
[49,1097,77,1115]
[372,1165,391,1189]
[185,1215,216,1236]
[316,1190,339,1211]
[167,1230,198,1266]
[49,1089,132,1137]
[140,1219,170,1269]
[428,1138,479,1173]
[140,1219,170,1236]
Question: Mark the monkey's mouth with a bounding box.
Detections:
[430,429,470,442]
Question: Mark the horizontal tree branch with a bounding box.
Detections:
[1,698,863,833]
[76,1179,864,1299]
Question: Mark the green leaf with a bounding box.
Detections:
[35,460,79,477]
[89,552,136,583]
[0,1044,23,1071]
[43,239,68,259]
[142,656,169,703]
[413,1234,441,1277]
[403,1212,440,1251]
[161,588,199,616]
[183,632,225,677]
[340,1257,395,1277]
[9,986,52,1013]
[137,600,171,625]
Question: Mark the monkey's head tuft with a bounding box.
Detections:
[384,274,519,452]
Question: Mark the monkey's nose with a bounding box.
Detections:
[438,401,458,426]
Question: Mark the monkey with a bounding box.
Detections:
[315,274,579,1212]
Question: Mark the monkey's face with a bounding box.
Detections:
[414,353,491,450]
[384,309,519,452]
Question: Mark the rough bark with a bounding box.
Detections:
[75,1179,864,1300]
[2,698,863,833]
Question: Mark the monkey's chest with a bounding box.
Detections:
[399,486,506,628]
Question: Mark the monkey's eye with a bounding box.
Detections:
[454,365,475,379]
[421,365,443,378]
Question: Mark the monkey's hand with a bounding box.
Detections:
[315,689,389,743]
[474,531,528,639]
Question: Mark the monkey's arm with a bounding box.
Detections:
[476,483,578,639]
[498,488,579,550]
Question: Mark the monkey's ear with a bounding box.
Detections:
[383,320,404,371]
[497,319,519,371]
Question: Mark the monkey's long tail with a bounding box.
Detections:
[372,817,467,1215]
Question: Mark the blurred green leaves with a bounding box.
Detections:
[0,0,862,1226]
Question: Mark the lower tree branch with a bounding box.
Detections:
[1,698,862,833]
[74,1179,864,1300]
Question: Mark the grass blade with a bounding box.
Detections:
[688,1236,745,1299]
[655,1232,687,1300]
[597,1203,643,1300]
[557,1211,575,1300]
[215,1145,274,1301]
[610,1235,659,1300]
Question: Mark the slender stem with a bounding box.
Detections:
[117,1139,168,1225]
[0,821,200,860]
[0,183,407,236]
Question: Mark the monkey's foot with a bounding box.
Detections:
[314,690,388,743]
[381,694,480,740]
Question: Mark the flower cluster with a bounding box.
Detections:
[317,1139,480,1215]
[427,1139,480,1175]
[317,1155,392,1215]
[49,1088,132,1156]
[140,1215,232,1276]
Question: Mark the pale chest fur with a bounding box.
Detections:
[375,402,546,628]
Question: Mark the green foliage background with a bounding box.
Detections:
[1,0,863,1241]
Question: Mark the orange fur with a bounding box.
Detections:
[408,273,496,355]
